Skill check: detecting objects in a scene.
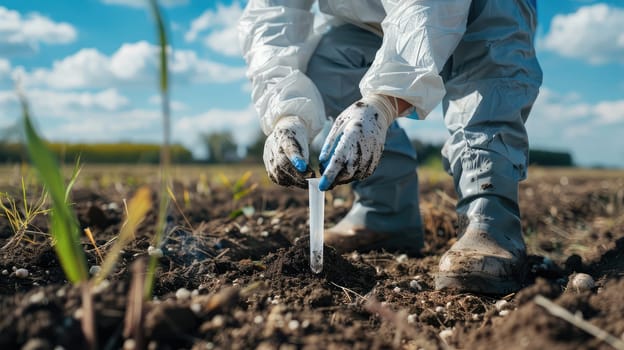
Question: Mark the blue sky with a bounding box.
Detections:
[0,0,623,167]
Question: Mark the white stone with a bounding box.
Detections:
[571,273,595,292]
[499,310,510,317]
[15,268,29,278]
[495,300,509,311]
[175,288,191,300]
[254,315,264,324]
[29,291,46,304]
[190,303,202,314]
[123,339,136,350]
[288,320,300,330]
[435,306,445,313]
[407,314,417,324]
[89,265,101,275]
[147,246,163,258]
[239,225,250,234]
[409,280,422,291]
[396,254,408,263]
[393,287,401,293]
[1,269,8,275]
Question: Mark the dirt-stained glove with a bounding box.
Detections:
[318,95,400,191]
[263,116,315,189]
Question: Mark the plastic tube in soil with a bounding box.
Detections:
[307,178,324,274]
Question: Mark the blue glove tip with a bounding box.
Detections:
[318,176,331,191]
[291,157,307,172]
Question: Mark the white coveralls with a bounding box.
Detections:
[239,0,543,275]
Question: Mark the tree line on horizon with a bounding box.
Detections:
[0,130,574,167]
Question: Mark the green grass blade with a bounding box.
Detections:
[21,95,88,283]
[145,0,172,300]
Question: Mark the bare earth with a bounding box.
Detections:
[0,165,623,349]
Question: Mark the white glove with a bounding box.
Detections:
[263,116,314,188]
[318,95,400,191]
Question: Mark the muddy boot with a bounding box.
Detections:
[435,196,527,294]
[435,149,527,294]
[325,148,424,256]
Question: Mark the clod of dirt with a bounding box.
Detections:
[144,300,198,342]
[264,237,376,293]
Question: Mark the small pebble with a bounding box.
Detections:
[288,320,300,330]
[147,246,163,258]
[239,225,250,234]
[393,286,401,293]
[260,231,269,237]
[175,288,191,300]
[333,198,345,207]
[409,280,423,291]
[74,308,83,320]
[435,306,445,313]
[29,291,46,304]
[93,280,110,294]
[1,269,8,275]
[254,315,264,324]
[89,265,101,275]
[495,299,509,311]
[439,329,453,344]
[472,314,481,321]
[571,273,595,292]
[396,254,408,263]
[15,268,29,278]
[257,217,264,225]
[190,303,202,314]
[123,339,136,350]
[212,315,225,327]
[407,314,417,324]
[499,310,510,317]
[270,218,280,225]
[301,320,310,328]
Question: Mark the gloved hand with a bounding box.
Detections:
[263,116,315,188]
[318,94,400,191]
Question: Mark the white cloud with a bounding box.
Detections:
[0,6,77,56]
[541,4,624,64]
[18,41,246,89]
[148,94,188,111]
[185,2,243,57]
[0,58,11,80]
[100,0,188,8]
[0,88,129,117]
[593,100,624,124]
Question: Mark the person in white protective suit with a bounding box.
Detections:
[238,0,542,294]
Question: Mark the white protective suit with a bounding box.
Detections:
[239,0,543,285]
[239,0,471,139]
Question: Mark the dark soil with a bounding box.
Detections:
[1,167,623,349]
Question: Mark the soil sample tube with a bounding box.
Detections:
[307,178,324,274]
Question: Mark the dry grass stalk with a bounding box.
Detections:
[81,282,97,350]
[124,259,146,350]
[534,295,624,350]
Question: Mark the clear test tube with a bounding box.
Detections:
[307,178,324,274]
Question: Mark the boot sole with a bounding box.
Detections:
[434,272,522,295]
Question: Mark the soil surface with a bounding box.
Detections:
[1,167,623,349]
